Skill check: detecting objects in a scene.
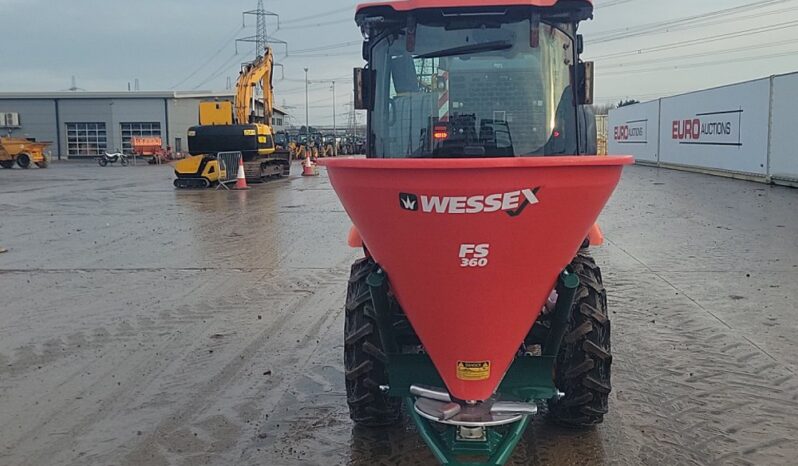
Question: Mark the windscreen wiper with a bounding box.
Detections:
[415,40,512,59]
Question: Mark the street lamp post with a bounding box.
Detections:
[304,68,310,136]
[331,80,337,156]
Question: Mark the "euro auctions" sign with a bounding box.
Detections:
[613,119,647,144]
[672,109,743,147]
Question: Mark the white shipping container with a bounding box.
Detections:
[769,72,798,182]
[658,79,770,176]
[607,100,660,163]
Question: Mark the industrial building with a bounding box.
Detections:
[0,91,289,159]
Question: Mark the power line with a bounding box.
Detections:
[305,92,351,106]
[291,41,361,54]
[285,17,353,29]
[282,74,352,83]
[192,53,241,90]
[586,0,798,102]
[283,50,360,59]
[279,6,352,25]
[588,0,795,44]
[588,19,798,61]
[171,25,245,89]
[588,0,791,42]
[596,91,681,103]
[595,0,639,9]
[651,3,798,37]
[601,38,796,70]
[274,86,307,94]
[598,47,798,76]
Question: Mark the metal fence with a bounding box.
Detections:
[607,70,798,186]
[596,115,608,156]
[215,151,242,190]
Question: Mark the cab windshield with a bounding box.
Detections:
[370,19,576,158]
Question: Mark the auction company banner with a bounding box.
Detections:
[770,72,798,182]
[608,100,660,163]
[659,78,770,176]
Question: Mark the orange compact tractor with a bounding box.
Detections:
[320,1,632,464]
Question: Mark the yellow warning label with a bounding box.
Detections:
[258,136,267,143]
[456,361,490,381]
[243,129,257,136]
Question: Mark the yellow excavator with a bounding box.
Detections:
[174,47,291,188]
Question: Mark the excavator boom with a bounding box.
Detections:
[234,48,274,125]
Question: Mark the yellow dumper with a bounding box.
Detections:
[0,137,51,169]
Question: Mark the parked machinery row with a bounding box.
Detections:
[278,130,365,160]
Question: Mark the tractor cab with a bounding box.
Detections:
[354,0,595,158]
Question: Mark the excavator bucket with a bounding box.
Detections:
[321,156,632,401]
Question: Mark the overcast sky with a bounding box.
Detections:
[2,0,798,126]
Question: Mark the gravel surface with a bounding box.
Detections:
[1,161,796,465]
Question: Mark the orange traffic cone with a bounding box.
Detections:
[234,156,249,190]
[302,149,318,177]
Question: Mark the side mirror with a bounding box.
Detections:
[354,67,375,111]
[577,61,594,105]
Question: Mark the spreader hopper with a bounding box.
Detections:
[322,156,632,401]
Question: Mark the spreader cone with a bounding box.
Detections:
[321,156,632,401]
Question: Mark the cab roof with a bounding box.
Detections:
[357,0,591,13]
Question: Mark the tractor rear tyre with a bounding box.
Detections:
[16,153,31,169]
[0,160,13,169]
[548,250,612,427]
[344,257,402,427]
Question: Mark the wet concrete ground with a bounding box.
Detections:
[1,161,797,465]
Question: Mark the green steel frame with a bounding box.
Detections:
[366,267,580,466]
[407,398,533,466]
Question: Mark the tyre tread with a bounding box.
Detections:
[548,250,612,428]
[344,258,402,426]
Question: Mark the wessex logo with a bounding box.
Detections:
[399,188,540,217]
[399,193,418,211]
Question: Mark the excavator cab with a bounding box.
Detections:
[274,131,288,150]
